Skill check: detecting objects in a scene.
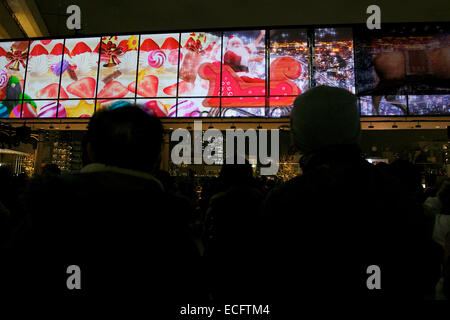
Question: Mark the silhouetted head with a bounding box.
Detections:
[390,159,422,194]
[219,160,253,188]
[291,86,360,155]
[153,169,174,191]
[85,105,163,173]
[375,162,391,173]
[41,163,61,177]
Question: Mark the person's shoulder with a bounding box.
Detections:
[209,190,228,206]
[266,172,319,200]
[264,175,310,215]
[64,171,163,191]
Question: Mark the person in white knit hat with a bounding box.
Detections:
[263,85,426,302]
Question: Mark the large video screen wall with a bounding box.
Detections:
[0,23,448,119]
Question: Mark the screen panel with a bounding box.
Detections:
[1,100,24,118]
[269,29,308,96]
[24,39,66,100]
[177,97,220,117]
[354,23,450,96]
[10,99,67,118]
[138,34,180,98]
[222,30,266,97]
[34,100,66,118]
[179,31,222,97]
[0,40,28,118]
[96,35,138,101]
[62,37,100,99]
[221,97,265,117]
[314,28,354,93]
[95,98,136,112]
[0,101,13,118]
[268,96,296,117]
[359,95,407,116]
[60,99,96,118]
[408,95,450,115]
[136,98,177,117]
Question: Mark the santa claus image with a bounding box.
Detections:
[223,31,264,76]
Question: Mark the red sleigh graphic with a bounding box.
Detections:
[198,56,302,108]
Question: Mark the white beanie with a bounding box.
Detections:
[290,86,360,155]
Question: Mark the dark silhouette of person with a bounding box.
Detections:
[263,86,425,305]
[3,106,203,308]
[444,233,450,299]
[429,180,450,298]
[389,159,443,297]
[390,159,425,203]
[40,163,61,178]
[203,160,266,301]
[0,165,29,249]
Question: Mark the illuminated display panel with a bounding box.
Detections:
[269,98,294,118]
[221,102,265,117]
[96,35,139,105]
[0,40,29,118]
[33,100,62,118]
[408,95,450,115]
[217,30,266,117]
[24,39,65,102]
[62,37,100,99]
[315,28,354,93]
[0,23,449,118]
[270,29,308,94]
[179,31,222,98]
[136,98,177,117]
[179,97,220,117]
[96,98,135,112]
[267,29,308,117]
[60,99,96,118]
[359,95,408,116]
[221,30,266,97]
[354,24,450,98]
[359,94,450,116]
[138,34,180,98]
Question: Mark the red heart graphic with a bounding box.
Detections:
[37,83,69,99]
[98,81,128,101]
[128,75,158,97]
[163,81,193,96]
[67,77,96,98]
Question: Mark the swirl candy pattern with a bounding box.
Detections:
[0,69,8,89]
[38,102,66,118]
[147,50,166,68]
[176,99,199,117]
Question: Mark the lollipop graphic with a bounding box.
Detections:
[147,50,166,69]
[0,69,8,90]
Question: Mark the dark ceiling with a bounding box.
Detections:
[34,0,450,37]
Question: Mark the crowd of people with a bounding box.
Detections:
[0,86,449,309]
